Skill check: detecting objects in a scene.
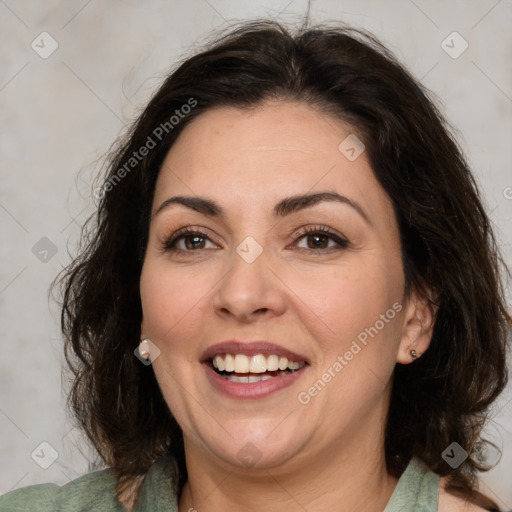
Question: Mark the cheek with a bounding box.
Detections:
[139,260,210,344]
[284,256,403,350]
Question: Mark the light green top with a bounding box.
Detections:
[383,457,439,512]
[0,456,438,511]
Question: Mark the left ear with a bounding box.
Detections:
[396,289,437,364]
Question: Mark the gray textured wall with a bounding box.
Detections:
[1,0,511,508]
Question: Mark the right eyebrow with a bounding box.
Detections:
[154,196,224,219]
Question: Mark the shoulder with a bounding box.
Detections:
[438,476,491,512]
[0,467,123,512]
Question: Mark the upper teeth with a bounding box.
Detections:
[212,354,305,373]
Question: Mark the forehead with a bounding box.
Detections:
[151,101,390,223]
[162,101,350,164]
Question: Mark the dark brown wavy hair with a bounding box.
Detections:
[55,18,511,510]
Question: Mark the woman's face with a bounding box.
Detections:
[140,101,411,472]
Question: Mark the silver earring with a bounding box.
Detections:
[139,339,151,360]
[410,349,418,360]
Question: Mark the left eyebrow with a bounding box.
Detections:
[273,191,371,225]
[153,191,371,226]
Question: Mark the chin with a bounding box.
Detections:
[197,423,308,472]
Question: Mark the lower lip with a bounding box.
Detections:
[203,363,308,399]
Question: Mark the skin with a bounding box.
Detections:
[139,100,439,511]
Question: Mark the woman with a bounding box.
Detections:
[1,18,509,512]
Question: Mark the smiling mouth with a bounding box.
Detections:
[211,353,306,383]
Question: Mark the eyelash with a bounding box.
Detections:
[162,225,349,254]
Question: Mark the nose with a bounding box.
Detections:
[212,247,287,323]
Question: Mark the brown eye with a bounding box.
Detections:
[295,226,349,251]
[163,229,217,252]
[182,234,207,250]
[305,233,329,249]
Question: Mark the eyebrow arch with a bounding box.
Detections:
[154,191,371,225]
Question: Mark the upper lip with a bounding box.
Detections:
[200,341,309,364]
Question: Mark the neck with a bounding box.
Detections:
[178,398,399,511]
